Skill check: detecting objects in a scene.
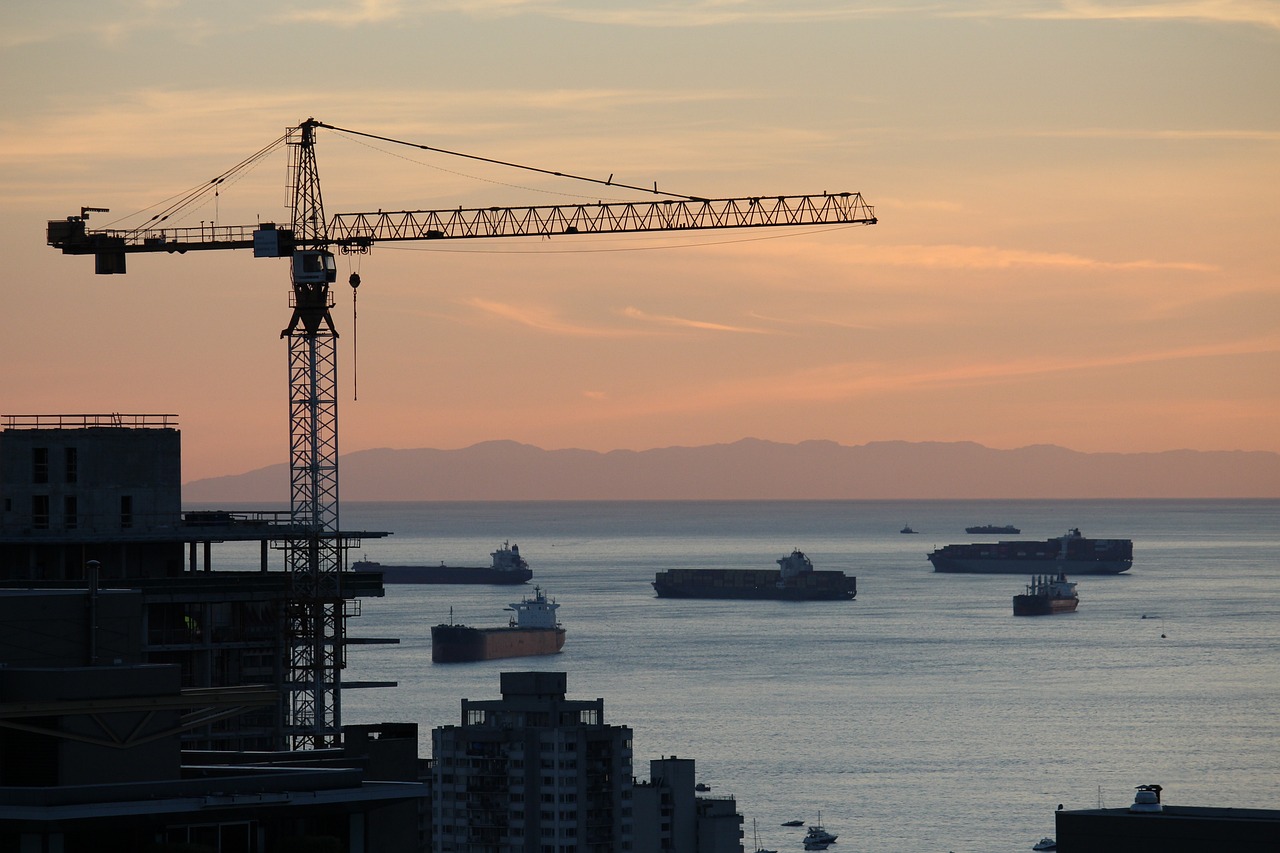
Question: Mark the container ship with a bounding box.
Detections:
[652,550,856,601]
[965,523,1020,535]
[928,528,1132,574]
[431,586,565,663]
[1013,572,1079,616]
[352,540,533,584]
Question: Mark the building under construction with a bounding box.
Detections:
[0,414,431,853]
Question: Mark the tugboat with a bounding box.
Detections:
[1013,572,1079,616]
[430,586,565,662]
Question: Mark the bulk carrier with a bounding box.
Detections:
[430,586,565,663]
[652,550,856,601]
[353,540,533,584]
[927,528,1132,574]
[1013,572,1079,616]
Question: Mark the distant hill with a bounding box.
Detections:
[182,439,1280,502]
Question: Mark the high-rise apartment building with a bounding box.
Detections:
[433,672,635,853]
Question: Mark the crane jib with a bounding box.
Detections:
[47,193,875,271]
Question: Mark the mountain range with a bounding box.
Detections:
[182,439,1280,502]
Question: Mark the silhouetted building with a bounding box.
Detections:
[1054,785,1280,852]
[433,672,635,852]
[432,673,745,853]
[0,415,429,852]
[0,414,391,750]
[633,756,743,853]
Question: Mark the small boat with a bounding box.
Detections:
[900,524,919,534]
[803,813,837,847]
[751,819,777,853]
[781,820,805,827]
[1032,838,1057,851]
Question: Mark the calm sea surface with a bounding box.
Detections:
[201,499,1280,852]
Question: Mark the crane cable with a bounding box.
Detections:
[317,122,706,202]
[115,134,289,236]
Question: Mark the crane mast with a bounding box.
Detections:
[282,119,344,748]
[46,119,877,750]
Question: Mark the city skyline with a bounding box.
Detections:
[4,2,1278,485]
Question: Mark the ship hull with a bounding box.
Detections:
[353,561,532,584]
[430,625,566,663]
[1013,594,1079,616]
[652,568,856,601]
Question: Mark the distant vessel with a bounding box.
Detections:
[1032,838,1057,851]
[352,540,533,584]
[900,524,919,534]
[652,550,856,601]
[966,523,1020,535]
[1013,572,1079,616]
[781,820,805,827]
[430,586,565,663]
[803,813,838,848]
[928,528,1132,574]
[752,819,778,853]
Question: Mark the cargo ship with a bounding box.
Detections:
[652,550,856,601]
[965,523,1020,535]
[430,586,565,663]
[928,527,1132,574]
[1013,572,1079,616]
[352,540,533,584]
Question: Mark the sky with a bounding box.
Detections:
[3,1,1278,485]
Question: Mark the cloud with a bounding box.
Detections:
[641,333,1280,417]
[1017,1,1280,31]
[622,306,772,334]
[465,297,636,337]
[871,244,1217,272]
[397,1,1280,31]
[278,0,406,26]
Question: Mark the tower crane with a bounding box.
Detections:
[47,118,877,748]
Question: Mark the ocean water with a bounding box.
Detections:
[208,499,1280,851]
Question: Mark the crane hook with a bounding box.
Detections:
[349,272,361,401]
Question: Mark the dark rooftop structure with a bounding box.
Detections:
[1054,785,1280,852]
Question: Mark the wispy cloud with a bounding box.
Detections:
[279,0,407,26]
[622,306,771,334]
[465,297,636,337]
[650,333,1280,414]
[1017,1,1280,31]
[743,241,1218,273]
[358,1,1280,31]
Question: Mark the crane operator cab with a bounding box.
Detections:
[293,249,337,285]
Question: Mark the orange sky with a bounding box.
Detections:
[3,2,1278,484]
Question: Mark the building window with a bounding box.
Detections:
[65,447,78,483]
[32,448,49,484]
[120,495,133,529]
[64,496,78,530]
[32,495,50,530]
